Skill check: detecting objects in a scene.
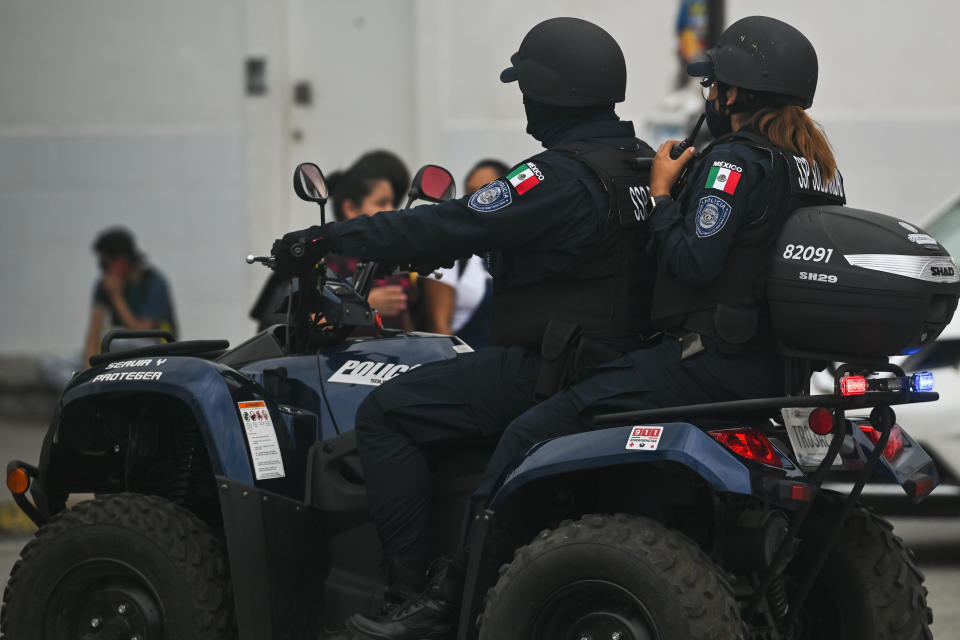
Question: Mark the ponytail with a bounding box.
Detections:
[740,105,837,181]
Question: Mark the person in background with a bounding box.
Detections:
[352,149,411,208]
[419,159,508,347]
[326,163,414,331]
[250,156,415,332]
[84,227,177,366]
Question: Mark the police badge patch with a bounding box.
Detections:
[467,179,513,212]
[695,195,732,238]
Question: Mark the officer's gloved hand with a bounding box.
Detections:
[271,225,330,278]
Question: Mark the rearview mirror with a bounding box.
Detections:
[293,162,329,203]
[407,165,456,205]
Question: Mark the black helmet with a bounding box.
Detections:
[500,17,626,107]
[687,16,817,108]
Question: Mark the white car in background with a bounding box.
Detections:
[818,191,960,514]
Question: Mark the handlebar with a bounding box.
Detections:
[246,254,276,267]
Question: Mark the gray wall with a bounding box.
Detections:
[0,1,246,354]
[2,0,959,355]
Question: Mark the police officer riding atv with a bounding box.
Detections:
[3,15,955,640]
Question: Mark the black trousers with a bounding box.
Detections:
[354,345,541,558]
[356,337,784,560]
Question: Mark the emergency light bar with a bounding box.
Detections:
[838,371,934,396]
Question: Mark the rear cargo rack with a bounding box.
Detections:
[592,389,937,426]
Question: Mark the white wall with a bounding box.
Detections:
[2,0,959,355]
[0,0,248,354]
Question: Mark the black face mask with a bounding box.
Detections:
[705,98,732,137]
[523,99,543,139]
[523,97,618,144]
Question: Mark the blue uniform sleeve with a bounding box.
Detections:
[650,147,770,285]
[323,156,600,265]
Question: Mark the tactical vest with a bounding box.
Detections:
[652,131,846,348]
[491,139,656,348]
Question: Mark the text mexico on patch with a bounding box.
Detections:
[506,162,544,195]
[705,160,742,194]
[625,426,663,451]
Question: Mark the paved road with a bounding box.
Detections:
[1,418,958,635]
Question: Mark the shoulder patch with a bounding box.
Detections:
[467,179,513,212]
[506,162,544,195]
[705,160,743,194]
[695,195,732,238]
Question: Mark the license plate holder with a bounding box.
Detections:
[781,407,844,470]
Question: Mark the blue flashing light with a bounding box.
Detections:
[911,371,935,392]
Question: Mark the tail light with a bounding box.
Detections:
[858,423,905,462]
[840,376,868,396]
[709,428,782,467]
[808,408,834,435]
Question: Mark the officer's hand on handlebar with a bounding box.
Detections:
[650,140,696,196]
[271,225,330,278]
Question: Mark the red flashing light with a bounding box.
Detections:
[709,428,782,467]
[840,376,868,396]
[858,423,905,462]
[808,408,834,436]
[791,484,813,501]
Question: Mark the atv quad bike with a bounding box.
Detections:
[3,162,955,640]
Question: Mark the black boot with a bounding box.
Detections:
[348,558,463,640]
[382,554,429,613]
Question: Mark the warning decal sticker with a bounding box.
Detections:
[237,400,286,480]
[626,426,663,451]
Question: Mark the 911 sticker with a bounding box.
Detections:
[626,426,663,451]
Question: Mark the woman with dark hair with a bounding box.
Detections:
[419,159,508,346]
[351,149,411,209]
[250,161,413,331]
[325,163,414,330]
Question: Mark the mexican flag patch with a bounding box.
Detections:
[705,161,742,194]
[507,162,543,195]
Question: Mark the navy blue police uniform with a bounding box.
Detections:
[318,117,656,561]
[465,131,847,545]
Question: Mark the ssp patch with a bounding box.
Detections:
[705,160,742,194]
[468,179,512,212]
[695,195,732,238]
[506,162,544,195]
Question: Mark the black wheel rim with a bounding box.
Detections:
[529,579,659,640]
[43,558,165,640]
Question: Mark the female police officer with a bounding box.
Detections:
[343,15,848,640]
